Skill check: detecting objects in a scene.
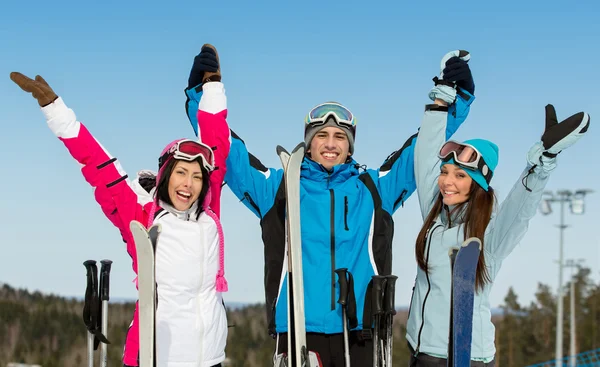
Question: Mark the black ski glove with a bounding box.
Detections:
[442,57,475,95]
[187,44,221,89]
[541,104,590,157]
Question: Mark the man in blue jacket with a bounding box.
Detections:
[184,45,476,366]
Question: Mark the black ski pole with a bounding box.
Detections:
[383,275,398,367]
[83,260,98,367]
[371,275,386,367]
[335,268,351,367]
[100,259,113,367]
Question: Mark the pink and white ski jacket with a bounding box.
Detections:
[41,82,231,367]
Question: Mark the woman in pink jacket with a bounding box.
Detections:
[10,68,231,367]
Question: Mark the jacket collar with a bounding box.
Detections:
[441,204,466,227]
[301,156,360,186]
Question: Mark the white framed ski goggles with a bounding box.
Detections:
[438,140,493,184]
[159,139,215,172]
[304,102,357,132]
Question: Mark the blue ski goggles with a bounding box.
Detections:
[304,102,357,132]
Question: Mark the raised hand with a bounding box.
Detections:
[10,72,58,107]
[187,44,221,89]
[541,104,590,157]
[442,56,474,95]
[429,50,472,103]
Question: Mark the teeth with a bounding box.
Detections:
[445,191,456,195]
[177,191,191,198]
[323,152,338,159]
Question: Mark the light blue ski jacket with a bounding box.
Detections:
[406,105,556,360]
[186,85,474,335]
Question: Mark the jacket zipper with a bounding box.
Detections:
[394,189,408,209]
[414,224,442,356]
[329,189,336,310]
[243,192,260,215]
[344,196,349,231]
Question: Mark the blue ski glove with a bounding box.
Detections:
[429,50,472,104]
[187,44,221,89]
[541,104,590,157]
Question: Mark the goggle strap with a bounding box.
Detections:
[477,157,493,184]
[440,154,493,185]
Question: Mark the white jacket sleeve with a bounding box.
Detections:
[414,105,449,220]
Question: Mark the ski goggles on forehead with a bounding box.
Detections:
[438,140,493,183]
[305,102,356,130]
[159,139,215,171]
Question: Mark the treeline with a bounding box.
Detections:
[1,266,598,366]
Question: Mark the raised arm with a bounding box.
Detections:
[414,50,475,219]
[184,45,284,219]
[485,104,590,260]
[194,82,230,217]
[377,51,475,216]
[10,72,147,263]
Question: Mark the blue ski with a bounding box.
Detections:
[447,237,481,367]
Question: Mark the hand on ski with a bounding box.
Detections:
[10,72,58,107]
[540,104,590,157]
[428,50,473,104]
[188,44,221,89]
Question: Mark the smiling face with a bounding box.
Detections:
[167,160,203,211]
[307,126,351,170]
[438,163,473,206]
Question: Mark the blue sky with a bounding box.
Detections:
[1,1,598,310]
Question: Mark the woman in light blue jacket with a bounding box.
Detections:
[405,52,591,366]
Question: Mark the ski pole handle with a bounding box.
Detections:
[371,275,387,315]
[383,275,398,315]
[100,259,113,302]
[82,259,99,323]
[83,260,97,282]
[82,260,97,367]
[335,268,349,306]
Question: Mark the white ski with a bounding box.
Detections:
[130,220,161,367]
[277,143,310,367]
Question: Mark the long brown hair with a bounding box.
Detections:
[415,181,496,292]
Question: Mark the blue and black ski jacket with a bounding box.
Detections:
[185,84,474,336]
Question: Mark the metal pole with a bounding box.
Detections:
[570,275,576,367]
[556,197,565,367]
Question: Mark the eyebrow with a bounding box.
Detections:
[177,166,203,175]
[317,132,347,138]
